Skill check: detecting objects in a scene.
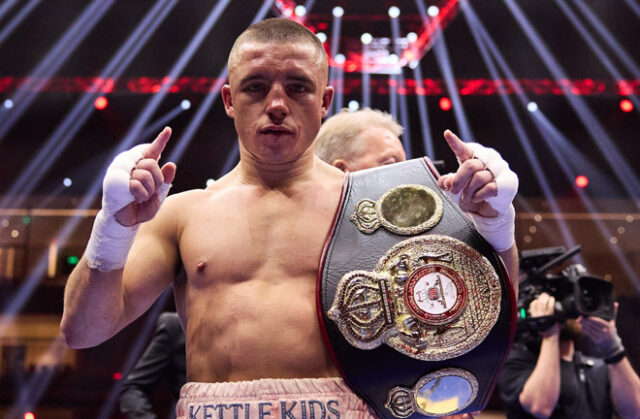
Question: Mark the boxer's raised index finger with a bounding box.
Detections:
[444,129,474,162]
[144,126,172,160]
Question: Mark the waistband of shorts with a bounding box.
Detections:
[180,377,354,399]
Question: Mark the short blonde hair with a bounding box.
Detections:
[314,108,404,163]
[229,18,328,84]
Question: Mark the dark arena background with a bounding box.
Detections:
[1,0,639,418]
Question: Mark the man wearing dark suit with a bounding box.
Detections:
[119,312,186,419]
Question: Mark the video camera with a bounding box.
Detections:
[516,245,615,334]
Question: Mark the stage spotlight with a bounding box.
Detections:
[389,53,399,63]
[388,6,400,18]
[439,97,452,111]
[94,96,108,110]
[620,99,633,112]
[402,49,416,61]
[575,174,589,188]
[334,53,345,64]
[360,32,372,45]
[24,413,35,419]
[113,372,122,380]
[295,5,306,16]
[62,177,72,187]
[3,99,13,109]
[180,99,191,110]
[316,32,327,43]
[527,101,538,112]
[407,32,418,43]
[428,6,440,17]
[332,6,344,17]
[348,100,359,111]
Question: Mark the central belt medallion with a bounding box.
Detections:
[404,263,467,326]
[328,234,501,361]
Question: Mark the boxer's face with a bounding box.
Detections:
[338,126,406,171]
[223,40,333,165]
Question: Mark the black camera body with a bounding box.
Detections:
[517,246,615,333]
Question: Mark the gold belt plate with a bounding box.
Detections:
[350,184,443,235]
[328,235,501,361]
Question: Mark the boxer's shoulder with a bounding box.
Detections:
[140,189,213,235]
[164,184,231,206]
[156,184,247,227]
[159,189,209,214]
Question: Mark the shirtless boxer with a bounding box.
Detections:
[61,18,518,419]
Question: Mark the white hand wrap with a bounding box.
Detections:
[84,144,171,271]
[470,204,516,253]
[444,142,518,252]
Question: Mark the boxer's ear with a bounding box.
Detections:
[321,86,334,118]
[332,159,348,172]
[222,84,234,118]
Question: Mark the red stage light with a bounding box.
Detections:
[575,175,589,188]
[113,372,122,380]
[94,96,108,110]
[24,413,35,419]
[620,99,633,112]
[439,97,452,111]
[1,76,637,95]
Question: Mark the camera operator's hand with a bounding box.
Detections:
[579,302,624,361]
[519,293,562,416]
[529,293,559,337]
[580,303,640,418]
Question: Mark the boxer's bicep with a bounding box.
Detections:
[120,205,180,326]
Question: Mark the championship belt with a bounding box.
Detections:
[317,157,516,418]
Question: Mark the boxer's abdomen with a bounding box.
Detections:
[185,271,339,382]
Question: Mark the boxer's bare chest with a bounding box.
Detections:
[178,179,342,288]
[173,175,343,380]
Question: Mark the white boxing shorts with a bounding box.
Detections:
[176,377,377,419]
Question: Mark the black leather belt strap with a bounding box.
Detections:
[317,157,516,418]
